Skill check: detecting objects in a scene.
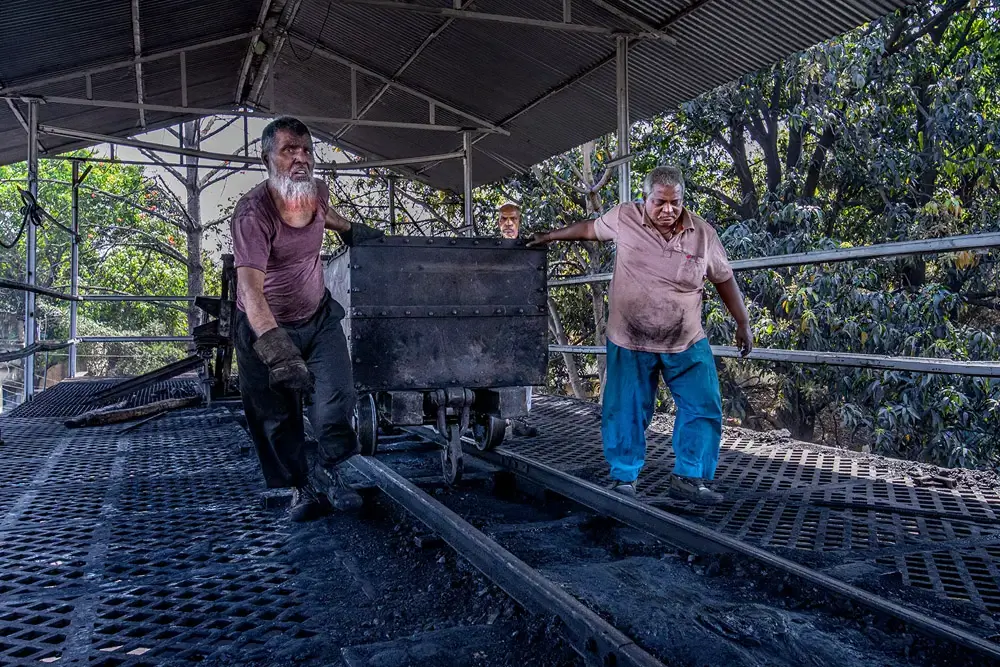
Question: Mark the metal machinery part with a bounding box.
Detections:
[90,254,240,406]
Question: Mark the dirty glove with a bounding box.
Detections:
[253,327,314,394]
[340,221,385,247]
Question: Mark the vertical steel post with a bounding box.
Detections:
[616,35,631,204]
[69,161,80,378]
[388,176,397,234]
[463,131,473,236]
[24,101,39,401]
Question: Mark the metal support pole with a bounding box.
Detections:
[616,35,631,204]
[463,131,473,236]
[388,176,397,234]
[180,51,188,108]
[24,101,38,401]
[69,161,80,378]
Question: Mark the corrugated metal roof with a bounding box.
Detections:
[0,0,912,191]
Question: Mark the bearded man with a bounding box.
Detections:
[231,116,374,521]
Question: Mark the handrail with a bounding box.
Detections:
[0,278,82,301]
[0,340,71,363]
[548,231,1000,287]
[548,345,1000,378]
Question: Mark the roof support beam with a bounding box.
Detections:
[334,0,473,140]
[616,35,631,203]
[417,2,703,178]
[248,0,304,105]
[19,96,481,132]
[291,35,508,135]
[131,0,146,129]
[38,124,463,171]
[235,0,275,103]
[0,32,257,96]
[587,0,661,34]
[179,51,188,107]
[336,0,677,42]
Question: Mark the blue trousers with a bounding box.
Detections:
[602,338,723,483]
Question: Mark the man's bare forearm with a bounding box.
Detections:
[527,220,598,245]
[237,267,279,336]
[715,278,750,327]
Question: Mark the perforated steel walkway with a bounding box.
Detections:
[0,381,311,666]
[3,383,999,665]
[506,395,1000,630]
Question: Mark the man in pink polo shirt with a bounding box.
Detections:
[529,166,752,504]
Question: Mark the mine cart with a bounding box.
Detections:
[324,236,548,483]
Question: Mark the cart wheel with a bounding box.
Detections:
[355,393,379,456]
[473,416,506,451]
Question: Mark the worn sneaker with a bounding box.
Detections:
[289,485,329,523]
[325,467,363,512]
[668,474,724,505]
[610,481,637,498]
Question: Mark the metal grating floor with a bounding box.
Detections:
[0,381,314,666]
[4,378,201,419]
[508,395,1000,622]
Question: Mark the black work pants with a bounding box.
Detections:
[234,291,359,488]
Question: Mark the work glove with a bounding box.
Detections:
[340,222,385,247]
[253,327,314,395]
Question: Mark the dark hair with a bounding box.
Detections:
[643,165,685,197]
[261,117,312,162]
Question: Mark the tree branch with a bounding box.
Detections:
[138,148,185,182]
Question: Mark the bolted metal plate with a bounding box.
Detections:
[505,395,1000,625]
[323,237,549,392]
[0,381,318,666]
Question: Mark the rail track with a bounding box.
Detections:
[331,428,1000,667]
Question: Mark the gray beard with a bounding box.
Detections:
[269,172,318,209]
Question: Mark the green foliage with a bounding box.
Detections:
[1,154,205,387]
[488,0,1000,468]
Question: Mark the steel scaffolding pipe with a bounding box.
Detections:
[23,101,38,401]
[16,95,482,133]
[547,345,1000,378]
[39,125,466,172]
[463,131,473,235]
[83,295,196,302]
[616,35,631,205]
[548,231,1000,286]
[78,336,194,343]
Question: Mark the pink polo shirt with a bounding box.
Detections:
[595,203,733,354]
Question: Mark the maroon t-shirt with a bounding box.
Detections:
[231,179,329,323]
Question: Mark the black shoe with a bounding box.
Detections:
[668,474,724,505]
[325,467,363,512]
[610,480,637,498]
[289,485,330,522]
[510,418,538,437]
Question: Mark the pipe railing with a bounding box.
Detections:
[549,345,1000,378]
[548,230,1000,379]
[0,341,71,363]
[548,231,1000,287]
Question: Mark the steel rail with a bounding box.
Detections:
[349,455,666,667]
[468,446,1000,662]
[548,345,1000,378]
